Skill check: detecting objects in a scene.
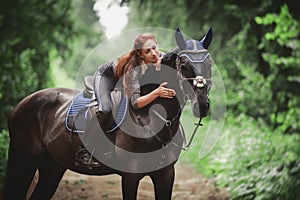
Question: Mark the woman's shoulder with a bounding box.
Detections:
[97,59,117,70]
[127,64,147,76]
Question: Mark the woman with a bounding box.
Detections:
[76,33,176,168]
[94,33,176,132]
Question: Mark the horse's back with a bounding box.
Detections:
[8,88,77,149]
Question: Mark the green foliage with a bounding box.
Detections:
[127,0,187,30]
[255,5,299,47]
[255,5,300,133]
[60,0,104,79]
[0,0,75,130]
[181,113,300,199]
[49,49,75,88]
[0,130,9,187]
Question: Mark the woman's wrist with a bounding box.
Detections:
[152,88,160,98]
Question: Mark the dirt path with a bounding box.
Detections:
[52,163,229,200]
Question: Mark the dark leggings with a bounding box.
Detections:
[93,67,115,113]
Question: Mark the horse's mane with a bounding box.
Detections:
[161,48,179,69]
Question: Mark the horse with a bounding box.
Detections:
[1,28,213,200]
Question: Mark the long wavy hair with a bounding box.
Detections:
[114,33,157,79]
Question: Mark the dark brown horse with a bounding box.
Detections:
[2,28,213,200]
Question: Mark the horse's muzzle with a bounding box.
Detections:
[192,101,209,118]
[192,89,209,118]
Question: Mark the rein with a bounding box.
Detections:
[179,118,203,151]
[151,110,203,151]
[136,108,181,146]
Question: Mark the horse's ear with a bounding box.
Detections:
[200,27,213,49]
[175,28,186,50]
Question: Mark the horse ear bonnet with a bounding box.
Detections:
[200,27,213,49]
[175,28,186,50]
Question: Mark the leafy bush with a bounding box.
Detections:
[181,113,300,199]
[0,129,9,188]
[255,4,300,133]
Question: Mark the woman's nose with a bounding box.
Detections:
[150,49,156,55]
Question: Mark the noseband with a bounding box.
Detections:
[176,49,211,94]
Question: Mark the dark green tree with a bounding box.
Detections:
[0,0,74,130]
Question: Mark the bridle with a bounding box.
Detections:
[172,48,212,150]
[176,48,211,90]
[144,48,212,151]
[138,48,212,151]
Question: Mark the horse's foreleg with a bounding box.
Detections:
[150,166,175,200]
[29,153,66,200]
[121,173,143,200]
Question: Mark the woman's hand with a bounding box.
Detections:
[135,82,176,109]
[153,55,163,71]
[154,82,176,99]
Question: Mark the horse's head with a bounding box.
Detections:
[175,28,213,119]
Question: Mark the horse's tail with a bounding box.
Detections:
[1,104,39,199]
[2,142,38,199]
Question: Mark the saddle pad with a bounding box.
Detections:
[65,92,128,133]
[65,92,92,133]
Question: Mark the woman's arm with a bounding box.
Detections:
[135,82,176,109]
[125,66,176,110]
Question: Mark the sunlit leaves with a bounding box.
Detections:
[255,5,299,47]
[255,4,300,133]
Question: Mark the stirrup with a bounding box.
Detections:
[75,147,101,169]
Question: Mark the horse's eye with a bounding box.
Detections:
[180,57,189,65]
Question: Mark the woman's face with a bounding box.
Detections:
[139,39,160,64]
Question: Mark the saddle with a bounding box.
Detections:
[83,76,95,99]
[65,76,128,133]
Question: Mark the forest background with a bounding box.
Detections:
[0,0,299,199]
